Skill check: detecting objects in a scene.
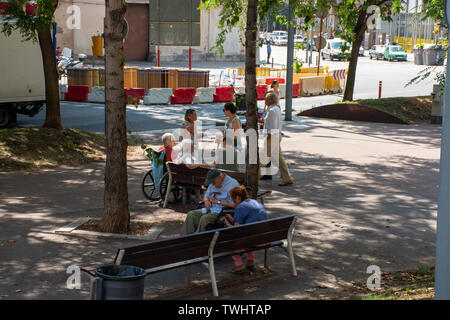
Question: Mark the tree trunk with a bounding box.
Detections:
[38,28,61,129]
[100,0,130,233]
[245,0,259,199]
[343,10,367,101]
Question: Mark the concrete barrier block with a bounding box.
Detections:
[193,87,215,103]
[144,88,173,105]
[324,76,342,94]
[59,84,68,100]
[299,76,326,96]
[87,86,105,103]
[279,83,286,99]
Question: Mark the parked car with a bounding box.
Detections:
[294,35,305,46]
[266,33,277,44]
[272,30,288,37]
[321,38,351,61]
[359,46,364,56]
[384,45,407,61]
[369,45,386,60]
[275,35,288,46]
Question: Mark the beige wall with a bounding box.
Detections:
[55,0,105,55]
[158,7,244,60]
[54,1,244,59]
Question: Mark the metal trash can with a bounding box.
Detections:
[414,48,423,65]
[424,47,438,65]
[92,265,146,300]
[435,46,445,66]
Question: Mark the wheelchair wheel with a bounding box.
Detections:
[159,172,181,203]
[141,169,160,200]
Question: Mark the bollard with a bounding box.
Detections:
[189,47,192,70]
[378,80,382,98]
[157,48,160,67]
[272,58,274,68]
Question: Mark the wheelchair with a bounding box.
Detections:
[141,148,182,203]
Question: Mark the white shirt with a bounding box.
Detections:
[264,105,282,133]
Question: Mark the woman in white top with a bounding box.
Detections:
[260,92,293,186]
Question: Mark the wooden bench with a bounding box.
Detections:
[163,162,272,208]
[110,215,297,297]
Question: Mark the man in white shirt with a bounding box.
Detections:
[261,92,293,186]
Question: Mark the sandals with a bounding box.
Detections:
[246,261,256,272]
[230,265,247,275]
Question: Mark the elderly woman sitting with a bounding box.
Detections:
[158,132,178,162]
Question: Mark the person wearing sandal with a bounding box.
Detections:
[220,186,268,274]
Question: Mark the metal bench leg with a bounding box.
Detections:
[163,176,172,208]
[208,256,219,297]
[287,222,297,277]
[264,248,269,269]
[185,266,191,288]
[208,231,220,297]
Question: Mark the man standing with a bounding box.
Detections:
[261,92,294,186]
[181,169,239,234]
[267,42,272,64]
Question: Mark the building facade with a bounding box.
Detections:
[54,0,244,62]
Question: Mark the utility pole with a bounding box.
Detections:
[435,0,450,300]
[285,0,294,121]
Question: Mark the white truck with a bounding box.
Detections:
[0,19,46,128]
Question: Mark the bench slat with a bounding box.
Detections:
[212,217,294,241]
[117,232,215,255]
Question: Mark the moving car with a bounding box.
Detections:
[383,45,407,61]
[369,45,386,60]
[321,38,351,61]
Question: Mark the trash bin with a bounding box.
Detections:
[424,46,438,65]
[435,46,445,66]
[414,48,423,65]
[93,265,146,300]
[235,93,246,110]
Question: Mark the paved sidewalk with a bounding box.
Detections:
[0,116,441,299]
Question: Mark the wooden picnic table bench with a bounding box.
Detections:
[103,214,297,297]
[163,162,272,208]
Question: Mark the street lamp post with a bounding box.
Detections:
[435,0,450,300]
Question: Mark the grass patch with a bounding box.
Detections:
[0,127,107,172]
[358,266,435,300]
[351,96,431,124]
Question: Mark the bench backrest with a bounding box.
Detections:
[213,215,295,254]
[166,162,245,186]
[116,232,216,270]
[115,215,296,270]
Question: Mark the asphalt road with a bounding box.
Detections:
[17,45,443,133]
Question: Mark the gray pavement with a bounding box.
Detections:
[0,115,441,299]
